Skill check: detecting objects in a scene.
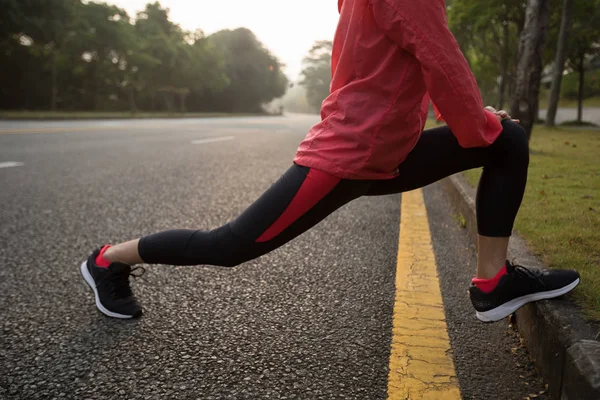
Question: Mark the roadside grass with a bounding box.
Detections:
[463,126,600,320]
[0,111,270,120]
[560,120,599,127]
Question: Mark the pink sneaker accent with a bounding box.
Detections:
[95,245,112,268]
[472,265,507,293]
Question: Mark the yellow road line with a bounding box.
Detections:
[387,189,461,400]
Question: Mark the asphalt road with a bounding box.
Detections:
[1,115,548,399]
[538,107,600,125]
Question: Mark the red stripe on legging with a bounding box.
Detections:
[256,168,341,243]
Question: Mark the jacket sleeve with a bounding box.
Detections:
[371,0,502,147]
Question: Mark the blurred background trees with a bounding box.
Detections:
[447,0,599,135]
[0,0,288,113]
[1,0,598,128]
[298,40,332,113]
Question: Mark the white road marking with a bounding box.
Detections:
[0,162,24,169]
[191,136,235,145]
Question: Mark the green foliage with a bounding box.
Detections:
[565,0,600,69]
[448,0,528,106]
[0,1,287,113]
[204,28,288,112]
[550,0,600,121]
[561,69,600,99]
[299,41,332,113]
[448,0,600,109]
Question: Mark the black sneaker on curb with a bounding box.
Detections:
[80,248,143,319]
[469,261,580,323]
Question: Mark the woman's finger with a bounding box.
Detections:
[498,112,513,121]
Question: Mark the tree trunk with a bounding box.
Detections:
[497,10,510,110]
[546,0,574,127]
[162,91,175,112]
[51,55,58,111]
[89,62,98,111]
[128,87,137,113]
[509,0,551,139]
[577,53,584,122]
[179,93,186,113]
[508,72,516,100]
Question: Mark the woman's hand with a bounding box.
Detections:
[485,106,520,124]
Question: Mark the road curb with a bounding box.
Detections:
[440,174,600,400]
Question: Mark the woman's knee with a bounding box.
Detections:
[493,121,529,165]
[205,225,260,268]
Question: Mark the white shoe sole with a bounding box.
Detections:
[475,278,580,322]
[80,260,136,319]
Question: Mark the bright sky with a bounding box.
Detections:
[106,0,340,81]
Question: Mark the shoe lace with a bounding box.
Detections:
[512,264,546,288]
[108,266,145,299]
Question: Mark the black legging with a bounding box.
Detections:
[138,121,529,267]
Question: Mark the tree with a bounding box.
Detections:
[448,0,527,108]
[545,0,574,126]
[299,41,332,113]
[122,40,161,112]
[74,2,134,110]
[0,0,37,109]
[0,0,286,113]
[207,28,288,113]
[170,31,229,112]
[134,2,186,111]
[564,0,600,123]
[4,0,80,110]
[509,0,552,138]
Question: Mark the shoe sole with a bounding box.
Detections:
[80,261,139,319]
[475,278,580,322]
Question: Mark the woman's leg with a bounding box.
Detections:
[103,239,142,265]
[366,120,530,279]
[370,120,579,323]
[105,164,371,268]
[85,164,371,319]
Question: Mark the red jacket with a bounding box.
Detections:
[293,0,502,179]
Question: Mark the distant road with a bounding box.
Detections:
[538,107,600,125]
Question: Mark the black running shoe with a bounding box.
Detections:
[469,261,580,322]
[80,248,143,319]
